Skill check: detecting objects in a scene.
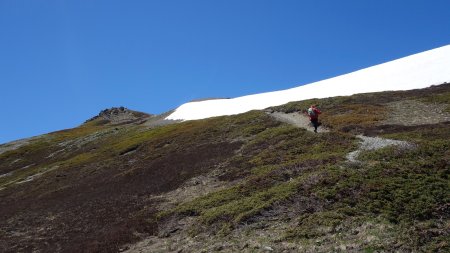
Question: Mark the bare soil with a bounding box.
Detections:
[267,111,329,133]
[383,99,450,126]
[0,137,243,252]
[2,84,449,253]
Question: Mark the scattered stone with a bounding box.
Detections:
[263,246,274,251]
[85,107,151,125]
[346,135,415,163]
[119,246,130,252]
[0,172,13,178]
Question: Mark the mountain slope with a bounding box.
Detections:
[1,83,449,252]
[167,45,450,121]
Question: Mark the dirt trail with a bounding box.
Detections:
[267,111,329,133]
[267,112,414,164]
[346,135,415,163]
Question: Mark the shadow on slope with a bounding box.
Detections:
[1,83,449,253]
[0,111,277,252]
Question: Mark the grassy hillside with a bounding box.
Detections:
[0,84,449,252]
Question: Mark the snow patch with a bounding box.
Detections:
[167,45,450,121]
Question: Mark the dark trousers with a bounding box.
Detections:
[311,119,319,132]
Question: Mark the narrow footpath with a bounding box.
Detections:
[267,111,329,133]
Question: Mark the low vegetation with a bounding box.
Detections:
[1,83,449,252]
[159,83,450,252]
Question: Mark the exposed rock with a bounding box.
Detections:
[85,107,152,125]
[346,135,415,163]
[263,246,274,251]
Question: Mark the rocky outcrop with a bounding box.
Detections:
[85,107,152,125]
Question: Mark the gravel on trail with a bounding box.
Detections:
[346,135,415,163]
[266,111,414,164]
[267,111,329,133]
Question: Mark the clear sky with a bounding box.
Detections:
[1,0,450,144]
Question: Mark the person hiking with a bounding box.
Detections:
[307,104,321,133]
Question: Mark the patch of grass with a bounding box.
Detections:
[250,165,279,176]
[271,95,388,133]
[270,99,320,114]
[235,126,356,170]
[2,83,450,252]
[104,125,179,156]
[321,104,387,131]
[283,119,449,250]
[0,151,98,189]
[0,139,61,182]
[169,171,321,232]
[2,111,280,252]
[356,127,450,224]
[58,152,97,168]
[201,180,298,224]
[161,123,356,233]
[420,91,450,112]
[285,209,349,239]
[50,124,107,141]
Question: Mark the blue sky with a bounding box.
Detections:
[1,0,450,144]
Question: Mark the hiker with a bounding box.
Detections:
[307,104,321,133]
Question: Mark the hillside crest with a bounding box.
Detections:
[167,44,450,121]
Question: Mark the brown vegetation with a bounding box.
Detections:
[1,83,449,252]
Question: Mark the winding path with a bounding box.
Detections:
[267,111,329,133]
[267,111,414,163]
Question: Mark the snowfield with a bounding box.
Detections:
[166,45,450,121]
